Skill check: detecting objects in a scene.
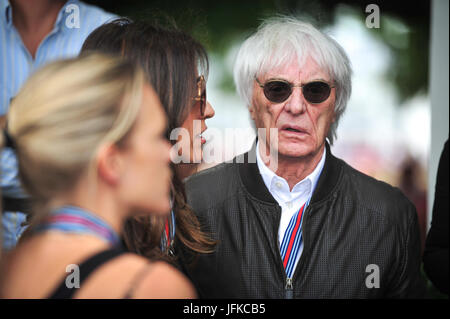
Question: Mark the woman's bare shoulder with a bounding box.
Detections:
[73,254,196,299]
[130,259,197,299]
[0,233,110,298]
[1,234,196,299]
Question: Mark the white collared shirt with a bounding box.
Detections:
[256,141,326,273]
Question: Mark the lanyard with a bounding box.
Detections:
[161,210,176,253]
[280,162,325,278]
[35,205,120,246]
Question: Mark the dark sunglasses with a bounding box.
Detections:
[255,78,335,104]
[194,75,207,116]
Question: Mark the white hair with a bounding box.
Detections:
[233,15,352,144]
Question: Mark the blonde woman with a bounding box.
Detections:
[0,54,196,299]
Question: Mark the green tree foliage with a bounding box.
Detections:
[86,0,430,103]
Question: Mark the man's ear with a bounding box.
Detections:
[248,104,256,121]
[97,143,123,186]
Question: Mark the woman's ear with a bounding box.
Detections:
[97,143,123,186]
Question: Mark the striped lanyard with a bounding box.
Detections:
[161,210,176,253]
[279,165,324,278]
[35,205,120,246]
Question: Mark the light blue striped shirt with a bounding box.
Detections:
[0,0,117,196]
[0,0,117,249]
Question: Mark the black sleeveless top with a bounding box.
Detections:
[48,246,150,299]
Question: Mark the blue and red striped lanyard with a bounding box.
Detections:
[279,165,324,279]
[34,205,120,246]
[280,200,309,278]
[161,210,176,253]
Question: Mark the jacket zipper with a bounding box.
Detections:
[281,204,312,299]
[275,208,293,299]
[285,277,294,299]
[275,206,293,299]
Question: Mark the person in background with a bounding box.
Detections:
[398,156,427,252]
[178,15,426,298]
[0,54,195,298]
[0,0,116,250]
[80,19,216,263]
[423,139,449,295]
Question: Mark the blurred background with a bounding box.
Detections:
[85,0,448,248]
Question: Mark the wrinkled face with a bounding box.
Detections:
[178,76,215,164]
[251,57,336,160]
[120,84,172,215]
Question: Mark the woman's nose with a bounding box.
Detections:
[203,101,215,119]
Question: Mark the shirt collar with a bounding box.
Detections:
[55,0,80,31]
[256,140,278,191]
[3,0,12,27]
[256,140,326,197]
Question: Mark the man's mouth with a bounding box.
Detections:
[280,125,307,134]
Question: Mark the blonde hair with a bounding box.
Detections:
[6,53,146,223]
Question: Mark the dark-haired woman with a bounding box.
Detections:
[81,19,216,263]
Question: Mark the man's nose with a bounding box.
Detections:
[283,87,306,115]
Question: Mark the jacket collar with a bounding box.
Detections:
[238,140,342,206]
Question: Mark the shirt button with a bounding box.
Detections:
[286,202,293,209]
[275,182,282,189]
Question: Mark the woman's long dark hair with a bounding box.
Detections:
[81,18,215,261]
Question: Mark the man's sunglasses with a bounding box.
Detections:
[194,75,207,116]
[255,78,335,104]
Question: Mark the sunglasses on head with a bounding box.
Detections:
[255,77,335,104]
[194,75,207,116]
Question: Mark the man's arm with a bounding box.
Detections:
[387,202,426,298]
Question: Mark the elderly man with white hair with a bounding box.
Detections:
[178,16,425,298]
